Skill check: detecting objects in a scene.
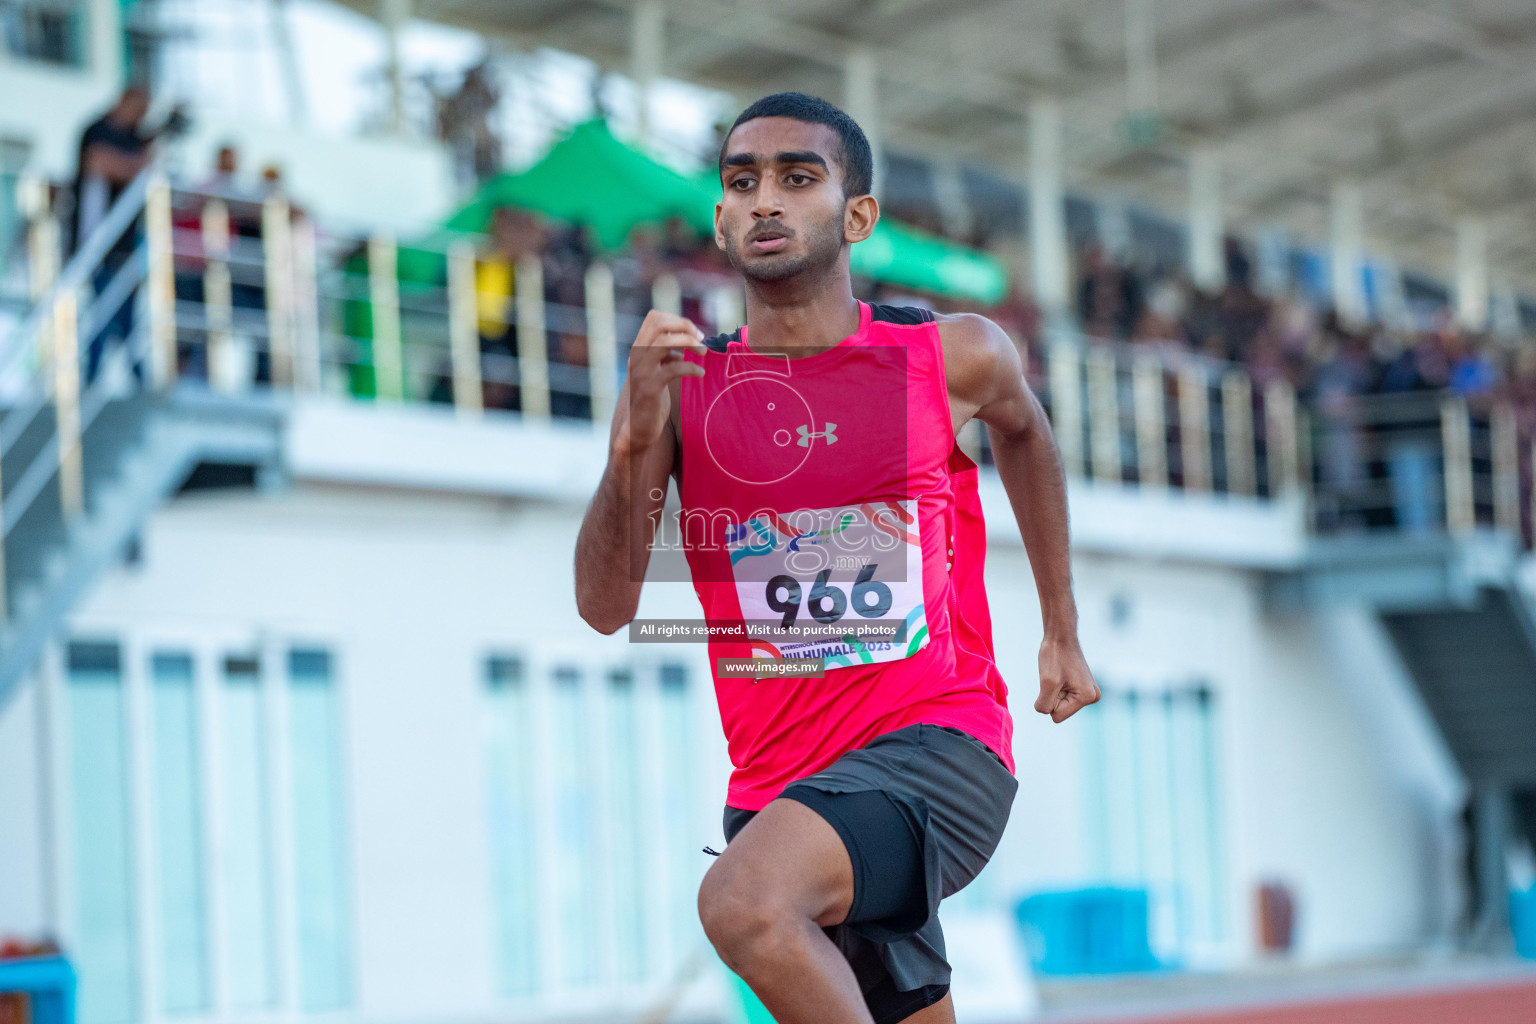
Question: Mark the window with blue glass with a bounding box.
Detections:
[552,665,597,986]
[220,654,276,1011]
[287,649,351,1011]
[0,0,86,65]
[149,651,209,1015]
[658,663,697,961]
[604,668,646,984]
[66,641,137,1024]
[484,656,537,996]
[1079,683,1224,960]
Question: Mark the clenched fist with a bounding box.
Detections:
[1034,636,1100,723]
[611,310,708,458]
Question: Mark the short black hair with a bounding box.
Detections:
[719,92,873,198]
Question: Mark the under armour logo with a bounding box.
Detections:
[797,422,837,447]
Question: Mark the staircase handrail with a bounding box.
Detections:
[0,167,154,385]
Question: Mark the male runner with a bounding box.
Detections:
[575,93,1098,1024]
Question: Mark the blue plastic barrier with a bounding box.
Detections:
[0,957,75,1024]
[1512,887,1536,960]
[1014,888,1161,976]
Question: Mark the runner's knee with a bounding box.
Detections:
[698,861,805,971]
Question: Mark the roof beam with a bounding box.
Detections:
[1182,43,1460,143]
[1057,0,1321,97]
[1348,80,1536,181]
[1308,0,1520,70]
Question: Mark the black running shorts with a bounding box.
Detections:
[721,723,1018,1024]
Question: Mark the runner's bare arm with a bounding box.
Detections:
[938,313,1099,723]
[575,311,706,635]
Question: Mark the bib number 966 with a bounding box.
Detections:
[764,563,893,627]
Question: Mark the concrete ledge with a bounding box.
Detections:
[1266,531,1524,612]
[983,475,1310,569]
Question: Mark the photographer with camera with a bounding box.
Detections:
[70,85,189,386]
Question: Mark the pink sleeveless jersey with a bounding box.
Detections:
[677,301,1015,810]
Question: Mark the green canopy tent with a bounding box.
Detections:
[851,219,1008,305]
[446,119,716,249]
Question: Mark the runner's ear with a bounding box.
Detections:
[844,194,878,246]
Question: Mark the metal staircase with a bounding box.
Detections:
[0,170,286,714]
[1381,583,1536,785]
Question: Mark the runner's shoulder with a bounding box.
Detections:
[932,312,1024,396]
[931,309,1008,345]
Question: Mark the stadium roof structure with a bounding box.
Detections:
[354,0,1536,293]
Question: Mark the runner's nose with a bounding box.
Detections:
[751,188,785,222]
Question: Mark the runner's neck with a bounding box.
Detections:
[742,280,861,358]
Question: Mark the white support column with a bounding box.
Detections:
[515,256,550,419]
[930,158,974,242]
[1047,341,1084,478]
[1254,225,1290,298]
[1329,180,1367,327]
[1188,147,1224,292]
[1132,357,1167,489]
[651,273,682,317]
[290,217,322,391]
[843,46,882,199]
[1096,194,1131,261]
[261,196,294,387]
[1442,396,1474,535]
[123,639,160,1024]
[1087,348,1121,483]
[145,174,177,388]
[1029,99,1071,318]
[381,0,412,136]
[367,234,404,401]
[585,262,619,427]
[446,240,483,416]
[1376,257,1410,331]
[1454,216,1489,332]
[631,0,665,150]
[267,0,309,128]
[87,0,124,85]
[1124,0,1159,115]
[1490,280,1521,341]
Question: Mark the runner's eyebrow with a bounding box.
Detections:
[722,151,830,172]
[773,151,829,172]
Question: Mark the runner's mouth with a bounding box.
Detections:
[746,225,792,252]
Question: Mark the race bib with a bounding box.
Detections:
[726,499,929,670]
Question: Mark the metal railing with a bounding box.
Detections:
[1017,340,1303,502]
[146,187,746,423]
[1303,390,1534,546]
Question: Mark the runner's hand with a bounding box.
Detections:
[612,310,707,457]
[1034,636,1099,723]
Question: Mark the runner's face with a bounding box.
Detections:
[717,118,850,283]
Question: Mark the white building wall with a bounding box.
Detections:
[1238,608,1464,959]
